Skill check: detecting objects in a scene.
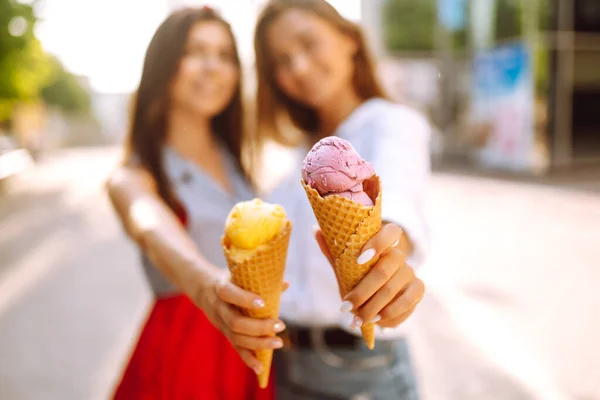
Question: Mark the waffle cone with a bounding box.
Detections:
[302,176,382,349]
[222,221,292,388]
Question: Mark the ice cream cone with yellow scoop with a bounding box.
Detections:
[221,198,291,388]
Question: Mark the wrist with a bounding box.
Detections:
[182,260,223,310]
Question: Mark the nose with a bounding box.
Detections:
[202,55,221,73]
[289,53,311,78]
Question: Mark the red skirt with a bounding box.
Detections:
[112,295,275,400]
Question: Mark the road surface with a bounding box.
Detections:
[0,148,151,400]
[0,147,598,400]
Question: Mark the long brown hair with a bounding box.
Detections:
[124,7,247,212]
[254,0,388,148]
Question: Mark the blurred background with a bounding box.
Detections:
[0,0,599,399]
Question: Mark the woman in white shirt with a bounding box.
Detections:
[251,0,430,398]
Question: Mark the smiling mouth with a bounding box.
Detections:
[194,82,221,93]
[299,84,323,98]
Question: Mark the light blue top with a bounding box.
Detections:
[141,144,255,295]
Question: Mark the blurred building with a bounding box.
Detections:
[372,0,600,174]
[92,92,131,144]
[432,0,600,173]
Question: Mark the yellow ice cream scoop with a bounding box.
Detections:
[224,198,287,249]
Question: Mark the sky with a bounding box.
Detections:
[34,0,361,93]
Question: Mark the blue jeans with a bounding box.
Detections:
[274,336,420,400]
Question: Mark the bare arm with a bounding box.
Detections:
[105,166,220,300]
[105,166,287,373]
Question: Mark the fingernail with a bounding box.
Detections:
[370,315,382,323]
[274,322,286,333]
[253,365,263,374]
[340,300,353,313]
[312,225,320,235]
[271,339,283,349]
[350,315,363,330]
[252,299,265,308]
[391,239,400,248]
[357,248,376,265]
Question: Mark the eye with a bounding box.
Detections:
[274,53,292,69]
[185,45,207,58]
[301,36,318,52]
[219,49,236,63]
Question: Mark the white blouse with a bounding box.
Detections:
[267,98,431,339]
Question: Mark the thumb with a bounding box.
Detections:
[312,225,334,266]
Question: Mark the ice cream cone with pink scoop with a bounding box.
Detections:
[301,136,382,349]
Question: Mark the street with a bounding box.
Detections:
[0,147,599,400]
[0,148,151,400]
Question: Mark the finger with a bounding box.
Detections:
[356,223,404,266]
[218,303,286,336]
[378,278,425,322]
[282,280,290,292]
[230,332,284,351]
[313,226,334,266]
[342,248,405,310]
[216,280,266,310]
[236,347,263,374]
[314,225,347,296]
[377,306,417,328]
[355,266,414,323]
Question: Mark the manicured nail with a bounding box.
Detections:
[271,339,283,349]
[391,239,400,248]
[252,299,265,308]
[350,315,363,330]
[357,248,376,265]
[274,322,286,333]
[370,315,382,323]
[253,365,263,375]
[312,225,320,235]
[340,300,353,313]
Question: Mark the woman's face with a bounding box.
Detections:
[265,9,357,109]
[170,21,239,118]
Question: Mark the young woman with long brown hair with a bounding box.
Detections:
[107,7,281,399]
[253,0,431,398]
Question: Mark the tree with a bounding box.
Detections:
[382,0,469,53]
[41,56,91,115]
[0,0,51,121]
[382,0,437,52]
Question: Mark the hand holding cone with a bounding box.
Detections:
[221,198,291,388]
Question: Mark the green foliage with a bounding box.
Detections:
[495,0,522,41]
[382,0,469,53]
[382,0,437,52]
[41,56,91,115]
[0,0,51,119]
[0,0,90,121]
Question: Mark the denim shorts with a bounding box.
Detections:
[274,334,420,400]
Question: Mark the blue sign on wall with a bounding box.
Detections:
[473,42,531,97]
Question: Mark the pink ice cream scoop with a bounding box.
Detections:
[302,137,375,206]
[325,190,373,206]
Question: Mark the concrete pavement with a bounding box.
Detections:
[0,148,151,400]
[413,172,600,400]
[0,147,598,400]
